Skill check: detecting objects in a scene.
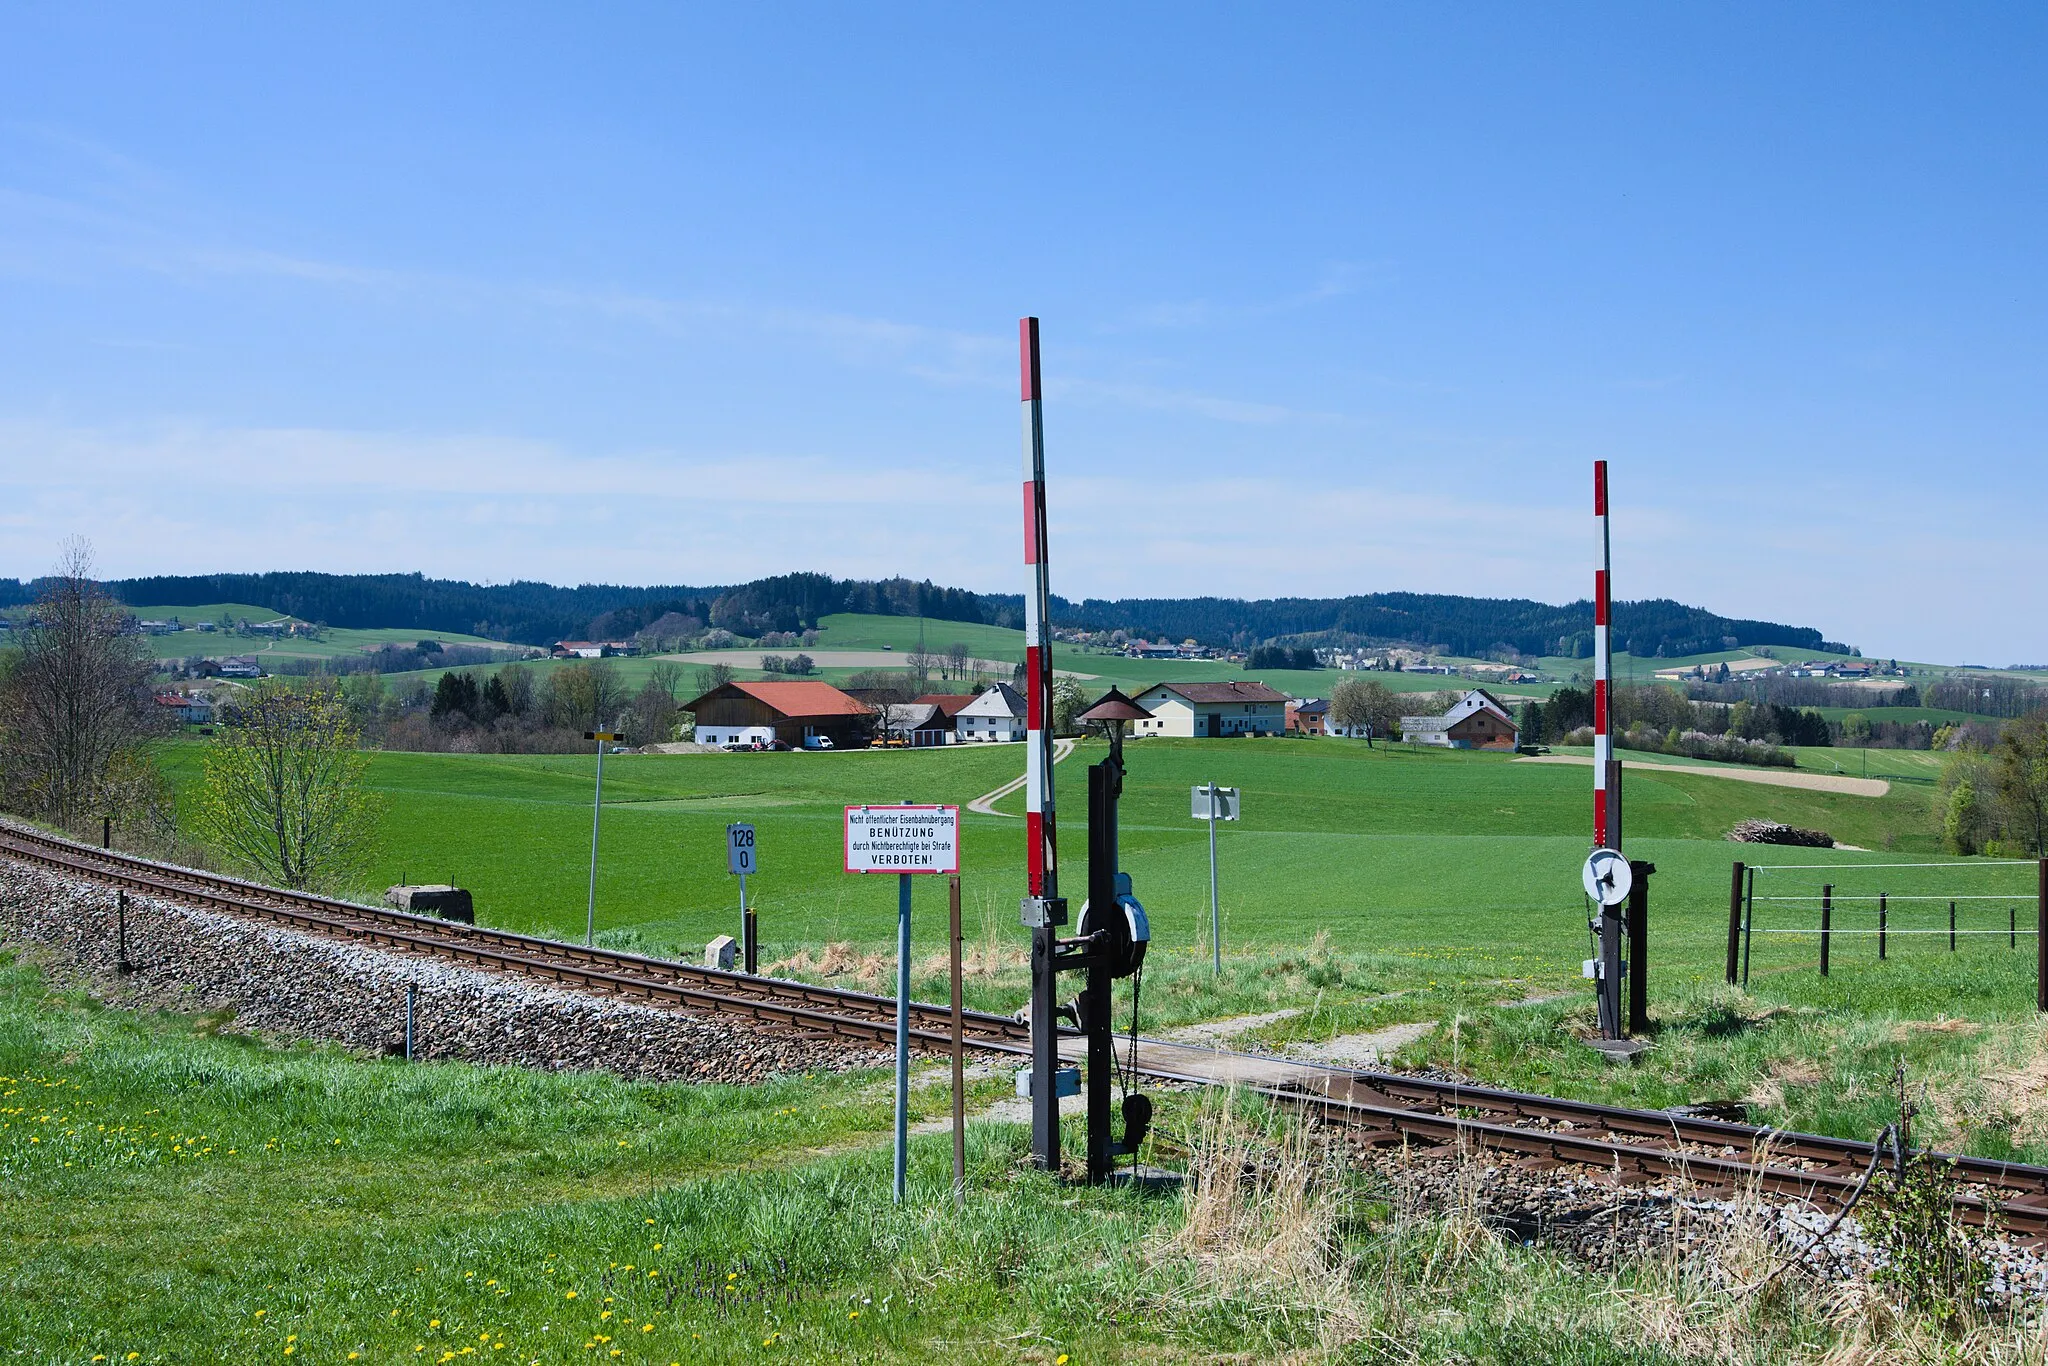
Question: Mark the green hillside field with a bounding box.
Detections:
[142,732,2048,1158]
[132,603,518,663]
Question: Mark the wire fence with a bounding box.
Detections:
[1726,858,2047,1001]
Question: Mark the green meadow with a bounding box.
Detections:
[146,730,2048,1164]
[1,953,1904,1364]
[135,603,516,663]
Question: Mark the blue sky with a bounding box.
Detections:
[0,6,2042,662]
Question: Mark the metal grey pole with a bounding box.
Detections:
[1208,781,1221,976]
[894,871,912,1204]
[738,870,749,953]
[405,983,416,1061]
[585,736,605,946]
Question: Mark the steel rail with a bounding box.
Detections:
[1268,1075,2048,1240]
[0,828,1031,1051]
[10,824,2048,1240]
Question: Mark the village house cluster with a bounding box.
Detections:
[679,678,1519,752]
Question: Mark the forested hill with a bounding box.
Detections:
[0,569,1839,657]
[1040,592,1841,659]
[87,571,989,645]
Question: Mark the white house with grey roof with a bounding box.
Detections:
[1400,689,1518,749]
[956,683,1027,742]
[1127,681,1289,737]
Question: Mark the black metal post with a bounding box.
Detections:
[1878,893,1887,961]
[1950,899,1957,953]
[743,908,758,975]
[2013,903,2019,950]
[1029,919,1059,1170]
[1819,884,1832,977]
[1626,861,1653,1035]
[115,890,131,974]
[1596,902,1624,1040]
[101,816,111,850]
[1084,760,1116,1184]
[2037,860,2047,1013]
[1725,861,1745,986]
[405,983,417,1061]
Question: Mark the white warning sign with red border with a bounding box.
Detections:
[844,804,960,874]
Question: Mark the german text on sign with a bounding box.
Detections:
[844,805,961,874]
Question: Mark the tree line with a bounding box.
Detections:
[90,570,992,647]
[1938,712,2048,857]
[1031,592,1836,659]
[12,567,1840,662]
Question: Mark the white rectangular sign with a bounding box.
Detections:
[1191,785,1240,821]
[726,822,757,876]
[844,804,960,874]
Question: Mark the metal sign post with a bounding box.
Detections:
[583,731,621,946]
[949,873,966,1207]
[727,823,758,972]
[1191,783,1240,974]
[845,804,961,1204]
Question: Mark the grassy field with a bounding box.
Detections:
[5,951,1946,1364]
[142,730,2048,1170]
[134,603,518,664]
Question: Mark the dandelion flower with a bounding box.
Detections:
[564,1291,577,1300]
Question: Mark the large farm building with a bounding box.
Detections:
[1400,689,1519,749]
[683,680,871,749]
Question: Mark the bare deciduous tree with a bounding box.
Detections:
[648,660,685,699]
[1329,677,1402,738]
[693,662,737,699]
[193,686,379,890]
[945,642,970,681]
[1,540,159,829]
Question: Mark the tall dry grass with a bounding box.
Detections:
[1146,1096,2048,1363]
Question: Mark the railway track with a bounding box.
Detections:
[0,825,1033,1054]
[8,823,2048,1242]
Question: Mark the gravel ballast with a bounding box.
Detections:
[0,861,889,1084]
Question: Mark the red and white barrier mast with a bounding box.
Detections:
[1019,317,1066,1169]
[1589,458,1633,1042]
[1593,459,1620,850]
[1021,318,1059,906]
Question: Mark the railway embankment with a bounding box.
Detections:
[0,860,888,1083]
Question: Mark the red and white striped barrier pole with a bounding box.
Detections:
[1593,459,1620,851]
[1020,317,1065,1170]
[1592,459,1628,1041]
[1021,317,1059,901]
